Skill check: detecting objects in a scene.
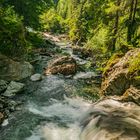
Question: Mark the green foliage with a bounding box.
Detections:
[2,0,54,29]
[40,8,67,33]
[85,27,109,53]
[1,0,140,59]
[26,31,46,48]
[129,52,140,74]
[68,17,81,42]
[0,6,28,57]
[74,85,100,102]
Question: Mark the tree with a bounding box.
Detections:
[0,6,27,57]
[127,0,138,44]
[2,0,54,29]
[111,0,121,51]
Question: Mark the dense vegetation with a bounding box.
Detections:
[0,0,53,57]
[0,0,140,59]
[57,0,140,51]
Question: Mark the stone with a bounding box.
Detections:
[1,119,9,126]
[8,100,20,112]
[30,74,42,81]
[121,86,140,105]
[73,72,97,80]
[0,112,4,124]
[0,80,8,94]
[49,56,76,67]
[0,53,34,81]
[101,48,140,96]
[3,81,25,97]
[44,56,77,75]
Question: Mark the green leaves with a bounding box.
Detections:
[2,0,54,29]
[39,8,67,33]
[0,6,27,57]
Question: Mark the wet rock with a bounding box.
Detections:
[101,48,140,96]
[0,103,3,109]
[0,95,21,114]
[2,119,9,126]
[8,100,21,112]
[121,86,140,105]
[49,56,76,67]
[30,74,42,81]
[2,81,25,97]
[81,98,140,140]
[0,80,8,94]
[0,53,34,81]
[44,56,77,75]
[73,72,97,80]
[0,112,4,124]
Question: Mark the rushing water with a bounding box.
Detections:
[1,41,140,140]
[0,42,95,140]
[0,74,93,140]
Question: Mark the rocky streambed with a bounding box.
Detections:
[0,35,140,140]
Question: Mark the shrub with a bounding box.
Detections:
[0,6,28,57]
[39,8,67,34]
[84,27,109,54]
[26,30,46,48]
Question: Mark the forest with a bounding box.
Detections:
[1,0,140,57]
[0,0,140,140]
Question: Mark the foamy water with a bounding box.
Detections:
[26,96,92,140]
[26,98,140,140]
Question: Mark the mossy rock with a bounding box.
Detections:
[103,53,123,76]
[128,52,140,75]
[101,48,140,96]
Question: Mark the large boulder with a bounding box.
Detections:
[44,56,77,75]
[101,48,140,96]
[121,86,140,105]
[0,53,34,81]
[2,81,25,97]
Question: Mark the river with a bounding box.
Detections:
[0,41,97,140]
[1,40,140,140]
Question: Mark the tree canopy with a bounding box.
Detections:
[0,0,140,57]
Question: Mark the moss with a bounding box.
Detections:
[103,53,123,75]
[74,85,100,102]
[128,52,140,74]
[134,76,140,80]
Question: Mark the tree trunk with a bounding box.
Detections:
[132,0,138,39]
[127,0,135,43]
[111,0,121,52]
